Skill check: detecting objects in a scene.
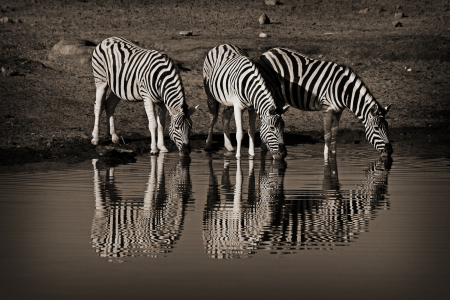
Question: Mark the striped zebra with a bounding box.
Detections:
[257,48,393,160]
[91,37,197,156]
[203,44,290,160]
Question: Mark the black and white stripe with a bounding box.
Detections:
[91,37,196,155]
[203,44,289,159]
[257,47,392,158]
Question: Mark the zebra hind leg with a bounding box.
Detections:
[104,92,121,144]
[222,106,235,153]
[91,80,108,145]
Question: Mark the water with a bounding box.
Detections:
[1,143,449,300]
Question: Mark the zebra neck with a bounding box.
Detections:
[341,75,376,124]
[166,106,182,117]
[241,74,275,116]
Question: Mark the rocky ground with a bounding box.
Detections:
[1,0,449,167]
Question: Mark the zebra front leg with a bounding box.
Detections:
[322,106,334,162]
[91,81,108,145]
[143,98,159,155]
[330,111,342,156]
[205,97,219,151]
[248,109,256,158]
[156,104,169,153]
[105,92,121,144]
[233,106,244,159]
[222,106,235,152]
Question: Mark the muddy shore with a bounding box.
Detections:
[1,0,449,167]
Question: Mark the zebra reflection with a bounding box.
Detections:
[262,158,392,252]
[203,157,286,259]
[203,156,392,257]
[91,155,191,259]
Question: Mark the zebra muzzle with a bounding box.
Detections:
[271,143,287,160]
[179,143,191,156]
[381,143,393,157]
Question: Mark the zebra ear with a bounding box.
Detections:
[269,106,277,115]
[187,105,199,116]
[384,104,392,115]
[281,105,290,114]
[370,104,382,116]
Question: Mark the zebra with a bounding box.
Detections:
[203,44,290,160]
[91,37,198,156]
[257,47,393,160]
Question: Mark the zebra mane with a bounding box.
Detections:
[337,64,381,117]
[162,54,187,112]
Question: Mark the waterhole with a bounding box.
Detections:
[1,142,449,300]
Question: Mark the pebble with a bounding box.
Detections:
[259,13,270,24]
[265,0,279,5]
[179,31,193,36]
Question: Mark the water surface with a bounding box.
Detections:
[1,143,449,300]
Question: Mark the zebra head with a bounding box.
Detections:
[169,105,198,156]
[365,103,393,157]
[260,105,290,160]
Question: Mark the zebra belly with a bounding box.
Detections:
[218,94,250,110]
[108,78,143,101]
[283,86,321,111]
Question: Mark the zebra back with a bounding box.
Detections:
[258,47,383,120]
[203,44,279,116]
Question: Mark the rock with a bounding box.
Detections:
[393,21,403,27]
[179,31,193,36]
[259,13,270,24]
[96,145,135,156]
[265,0,279,5]
[95,145,137,165]
[49,39,95,56]
[0,17,9,24]
[259,32,268,38]
[359,8,369,14]
[395,12,404,18]
[48,39,96,71]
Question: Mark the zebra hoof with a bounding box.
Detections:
[91,139,98,146]
[150,150,159,155]
[158,147,169,153]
